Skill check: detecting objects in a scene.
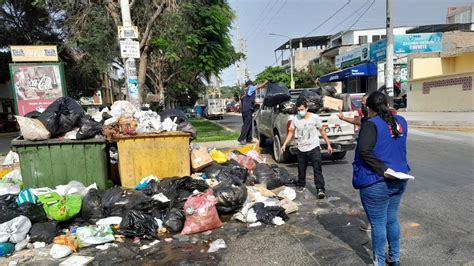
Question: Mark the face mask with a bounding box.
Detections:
[298,111,307,118]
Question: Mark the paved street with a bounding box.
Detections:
[214,113,243,132]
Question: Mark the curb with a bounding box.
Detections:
[206,118,237,132]
[407,120,474,128]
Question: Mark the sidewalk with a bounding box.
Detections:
[399,111,474,128]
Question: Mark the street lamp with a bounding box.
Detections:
[269,33,295,89]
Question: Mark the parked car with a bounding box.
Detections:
[206,98,226,120]
[0,113,19,133]
[254,89,358,163]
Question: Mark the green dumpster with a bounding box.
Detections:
[11,137,107,189]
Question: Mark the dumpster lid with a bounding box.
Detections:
[114,131,192,140]
[11,136,106,146]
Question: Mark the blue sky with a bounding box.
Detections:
[220,0,474,85]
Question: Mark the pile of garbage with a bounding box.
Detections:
[262,86,343,115]
[0,146,299,259]
[15,97,196,142]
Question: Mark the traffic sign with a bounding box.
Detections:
[120,40,140,58]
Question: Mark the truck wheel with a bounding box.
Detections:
[331,151,347,160]
[273,134,290,163]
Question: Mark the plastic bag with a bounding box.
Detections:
[159,109,188,124]
[0,242,15,257]
[210,150,229,164]
[16,189,39,206]
[0,215,32,244]
[235,155,256,171]
[271,165,297,185]
[163,208,185,233]
[110,101,137,117]
[298,89,323,112]
[181,189,223,235]
[255,164,283,190]
[29,221,60,244]
[54,235,78,251]
[50,244,73,259]
[76,116,103,140]
[177,122,197,139]
[16,116,51,141]
[55,180,88,197]
[17,202,47,223]
[43,195,82,221]
[38,97,84,136]
[64,128,79,140]
[81,189,103,223]
[225,160,248,184]
[0,183,20,196]
[162,117,178,131]
[251,202,289,225]
[263,82,291,107]
[2,169,22,185]
[149,177,209,210]
[119,210,159,239]
[280,101,296,114]
[76,225,115,248]
[3,151,19,165]
[134,110,162,134]
[0,194,19,223]
[213,181,248,213]
[101,188,153,217]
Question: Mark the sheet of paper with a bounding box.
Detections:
[385,169,415,180]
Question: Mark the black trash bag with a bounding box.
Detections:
[226,160,248,184]
[280,101,296,114]
[182,178,209,192]
[254,163,283,190]
[38,97,84,136]
[203,163,226,179]
[102,112,113,122]
[271,165,298,185]
[102,188,153,217]
[251,202,289,225]
[163,208,185,232]
[213,180,248,213]
[119,209,159,239]
[81,189,104,223]
[263,82,291,107]
[25,111,42,119]
[149,206,165,220]
[159,109,188,124]
[17,202,47,223]
[150,177,209,210]
[139,179,160,196]
[29,221,60,244]
[177,121,197,140]
[203,163,244,184]
[76,115,103,140]
[0,194,19,223]
[319,86,337,97]
[298,89,323,113]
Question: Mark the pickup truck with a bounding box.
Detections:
[254,88,358,163]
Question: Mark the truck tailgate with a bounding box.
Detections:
[319,112,356,137]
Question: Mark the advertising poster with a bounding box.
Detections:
[9,63,66,116]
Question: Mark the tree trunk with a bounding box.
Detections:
[138,46,149,102]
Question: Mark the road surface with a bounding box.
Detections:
[0,132,19,155]
[214,113,242,132]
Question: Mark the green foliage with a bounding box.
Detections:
[255,66,292,86]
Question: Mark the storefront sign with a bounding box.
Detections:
[10,45,58,62]
[9,63,66,116]
[335,44,369,68]
[370,33,443,62]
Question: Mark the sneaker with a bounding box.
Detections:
[246,140,257,144]
[238,140,247,145]
[359,223,371,232]
[317,189,326,199]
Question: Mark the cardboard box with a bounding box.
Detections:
[191,147,213,171]
[323,96,343,111]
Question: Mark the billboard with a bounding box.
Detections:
[335,44,369,68]
[10,45,58,62]
[9,63,66,116]
[370,33,443,62]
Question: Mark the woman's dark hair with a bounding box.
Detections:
[296,98,308,108]
[366,91,401,138]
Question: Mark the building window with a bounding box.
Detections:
[359,35,368,44]
[372,35,380,42]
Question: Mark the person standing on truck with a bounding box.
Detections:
[280,98,333,199]
[238,80,268,145]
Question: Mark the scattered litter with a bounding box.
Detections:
[207,239,226,253]
[327,196,341,202]
[174,234,190,242]
[59,255,95,266]
[140,240,160,250]
[152,193,170,203]
[96,243,118,250]
[249,222,262,227]
[33,242,46,249]
[96,217,123,226]
[346,222,351,226]
[272,217,285,226]
[75,225,115,248]
[164,238,173,243]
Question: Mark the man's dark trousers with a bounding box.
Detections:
[296,147,325,189]
[238,111,253,142]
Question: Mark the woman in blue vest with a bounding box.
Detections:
[353,91,410,266]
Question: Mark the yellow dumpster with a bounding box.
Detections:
[116,132,191,188]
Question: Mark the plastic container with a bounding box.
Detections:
[115,132,191,188]
[11,137,107,189]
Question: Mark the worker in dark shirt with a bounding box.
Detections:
[352,91,410,266]
[238,80,268,145]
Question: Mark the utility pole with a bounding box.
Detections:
[119,0,141,108]
[385,0,394,104]
[270,33,295,89]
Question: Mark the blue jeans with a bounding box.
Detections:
[360,180,407,265]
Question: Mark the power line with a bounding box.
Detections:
[244,0,281,41]
[324,0,370,35]
[303,0,352,37]
[341,0,376,35]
